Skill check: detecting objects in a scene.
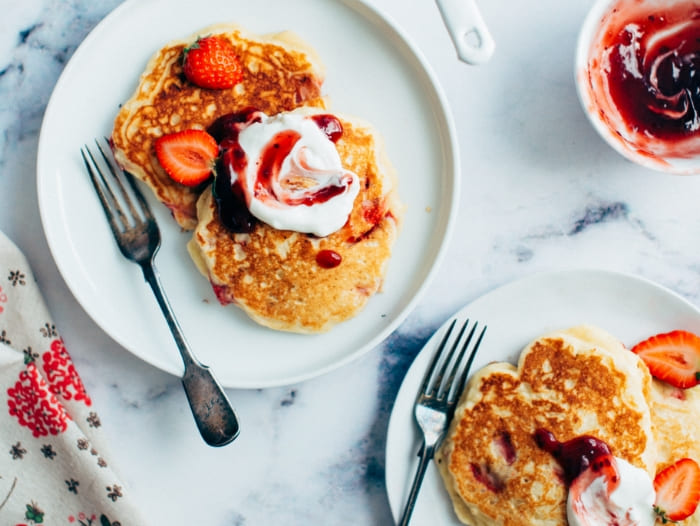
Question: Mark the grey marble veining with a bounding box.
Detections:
[2,2,119,146]
[3,0,700,524]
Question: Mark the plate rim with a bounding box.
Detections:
[384,267,700,523]
[35,0,461,388]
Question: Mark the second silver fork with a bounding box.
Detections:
[398,318,486,526]
[81,139,239,447]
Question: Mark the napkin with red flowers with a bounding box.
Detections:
[0,230,147,526]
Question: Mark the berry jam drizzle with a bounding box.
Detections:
[207,108,262,144]
[496,431,517,465]
[534,429,612,484]
[315,249,342,268]
[598,2,700,142]
[254,129,347,207]
[256,129,301,201]
[209,109,262,233]
[209,110,347,233]
[213,149,256,233]
[311,114,344,142]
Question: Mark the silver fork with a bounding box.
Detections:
[81,138,239,447]
[398,318,486,526]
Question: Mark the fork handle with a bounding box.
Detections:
[140,262,240,447]
[398,442,434,526]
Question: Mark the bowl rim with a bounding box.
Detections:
[574,0,700,175]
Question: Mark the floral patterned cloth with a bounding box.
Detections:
[0,231,147,526]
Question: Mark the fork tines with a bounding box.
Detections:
[398,318,486,526]
[422,319,486,405]
[80,138,153,232]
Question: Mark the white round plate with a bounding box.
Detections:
[385,269,700,524]
[37,0,458,388]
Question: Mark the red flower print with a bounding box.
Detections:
[67,512,98,525]
[7,362,69,437]
[42,339,92,406]
[0,286,7,314]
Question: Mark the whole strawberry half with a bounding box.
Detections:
[631,330,700,388]
[182,35,243,89]
[654,458,700,522]
[155,129,218,187]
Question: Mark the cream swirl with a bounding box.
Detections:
[637,18,700,130]
[567,457,656,526]
[233,111,359,237]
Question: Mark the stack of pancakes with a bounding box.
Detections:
[112,23,327,230]
[435,325,700,525]
[111,25,401,333]
[189,106,400,333]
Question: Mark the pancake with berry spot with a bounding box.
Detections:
[187,107,402,333]
[111,23,327,230]
[647,380,700,525]
[629,330,700,524]
[435,325,657,526]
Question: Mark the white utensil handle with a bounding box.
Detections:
[436,0,495,64]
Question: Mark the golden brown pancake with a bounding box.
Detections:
[435,325,657,526]
[188,107,402,333]
[112,23,326,229]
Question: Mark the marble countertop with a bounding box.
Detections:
[3,0,700,524]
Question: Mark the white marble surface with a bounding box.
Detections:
[2,0,700,524]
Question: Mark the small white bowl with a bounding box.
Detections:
[575,0,700,174]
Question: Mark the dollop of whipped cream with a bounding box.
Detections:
[234,111,359,237]
[567,457,656,526]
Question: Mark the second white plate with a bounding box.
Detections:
[385,269,700,525]
[37,0,458,388]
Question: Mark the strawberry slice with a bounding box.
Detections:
[182,36,243,89]
[155,129,218,187]
[654,458,700,522]
[631,330,700,388]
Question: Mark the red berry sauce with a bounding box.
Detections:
[495,430,517,465]
[255,129,301,201]
[586,0,700,158]
[255,129,346,207]
[209,110,348,233]
[534,429,612,484]
[315,249,342,268]
[470,462,505,493]
[214,147,257,233]
[209,109,262,233]
[310,114,344,143]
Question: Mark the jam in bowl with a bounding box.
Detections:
[576,0,700,174]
